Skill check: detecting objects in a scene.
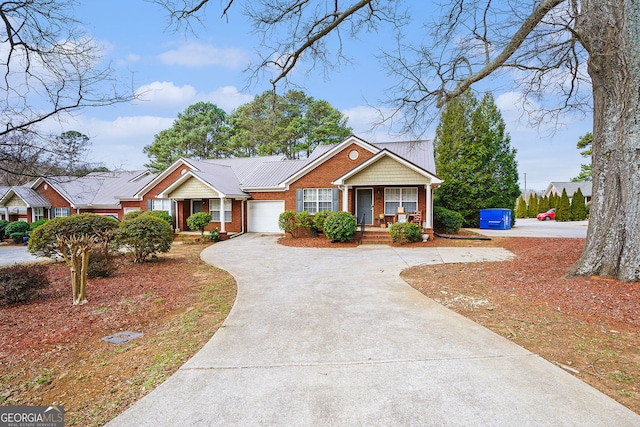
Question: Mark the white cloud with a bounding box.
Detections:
[158,42,248,68]
[134,81,198,109]
[134,82,252,113]
[342,105,408,142]
[57,115,174,170]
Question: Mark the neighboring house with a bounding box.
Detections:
[544,182,592,204]
[0,136,442,238]
[0,171,155,223]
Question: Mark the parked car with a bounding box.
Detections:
[537,208,555,221]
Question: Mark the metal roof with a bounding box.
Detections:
[546,182,592,197]
[241,160,308,188]
[0,186,51,207]
[372,140,436,175]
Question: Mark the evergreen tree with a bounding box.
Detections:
[571,188,588,220]
[143,102,229,172]
[538,195,549,213]
[527,193,539,218]
[516,195,527,218]
[571,132,593,182]
[555,189,572,221]
[434,91,520,227]
[548,193,556,209]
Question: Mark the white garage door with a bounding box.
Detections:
[247,200,285,233]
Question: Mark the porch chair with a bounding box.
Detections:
[412,211,422,225]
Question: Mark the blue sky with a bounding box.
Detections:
[54,1,592,192]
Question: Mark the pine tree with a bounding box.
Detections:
[516,195,527,218]
[434,91,520,227]
[555,189,571,221]
[571,188,588,220]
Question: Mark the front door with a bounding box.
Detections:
[355,188,373,225]
[192,200,203,214]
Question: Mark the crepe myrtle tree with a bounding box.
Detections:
[156,0,640,281]
[28,214,119,305]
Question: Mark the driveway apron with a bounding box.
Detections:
[108,234,639,426]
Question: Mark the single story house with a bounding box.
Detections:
[0,136,442,237]
[544,182,592,204]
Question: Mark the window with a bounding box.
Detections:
[210,199,232,222]
[33,207,44,221]
[53,207,70,218]
[151,199,172,212]
[303,188,333,214]
[384,187,418,215]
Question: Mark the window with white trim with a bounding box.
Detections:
[209,199,232,222]
[33,207,44,221]
[303,188,333,214]
[54,207,70,217]
[384,187,418,215]
[151,199,172,212]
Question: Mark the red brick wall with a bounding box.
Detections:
[36,182,72,210]
[142,165,193,205]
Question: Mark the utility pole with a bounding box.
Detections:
[524,173,527,196]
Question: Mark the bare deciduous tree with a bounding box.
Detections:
[158,0,640,281]
[0,0,134,182]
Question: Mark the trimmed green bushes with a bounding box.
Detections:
[433,206,464,234]
[323,211,357,242]
[314,210,331,231]
[6,221,30,243]
[278,210,317,237]
[116,213,173,263]
[389,222,422,245]
[187,212,212,239]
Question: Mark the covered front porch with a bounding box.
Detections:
[332,149,442,237]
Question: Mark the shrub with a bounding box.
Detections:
[30,218,49,231]
[208,228,221,242]
[116,214,174,263]
[0,219,9,237]
[434,206,464,234]
[314,210,332,231]
[295,211,316,237]
[186,212,212,239]
[6,221,30,242]
[149,210,173,225]
[278,210,297,235]
[122,210,145,221]
[515,196,527,219]
[323,211,357,242]
[389,222,422,245]
[0,265,50,305]
[87,253,117,278]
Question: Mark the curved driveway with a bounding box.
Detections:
[109,234,639,426]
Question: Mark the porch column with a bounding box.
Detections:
[341,186,349,212]
[425,184,432,228]
[4,207,8,221]
[220,197,226,233]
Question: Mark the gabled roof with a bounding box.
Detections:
[546,181,592,197]
[372,140,436,174]
[35,171,155,208]
[0,186,51,207]
[332,149,442,186]
[279,135,381,187]
[157,164,249,199]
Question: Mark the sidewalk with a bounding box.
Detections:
[108,234,639,426]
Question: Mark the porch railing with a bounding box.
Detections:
[357,214,365,244]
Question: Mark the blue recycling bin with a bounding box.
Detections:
[479,209,512,230]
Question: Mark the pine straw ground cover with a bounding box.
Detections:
[280,233,640,414]
[0,242,236,426]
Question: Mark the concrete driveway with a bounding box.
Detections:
[0,245,45,267]
[471,217,589,238]
[108,234,638,426]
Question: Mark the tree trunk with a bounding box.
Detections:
[570,0,640,281]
